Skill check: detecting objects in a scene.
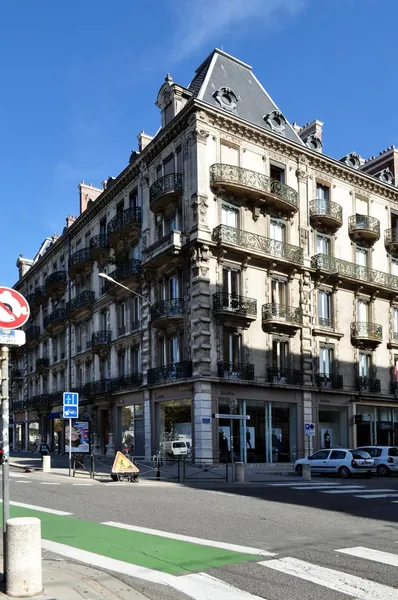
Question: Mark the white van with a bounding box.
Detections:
[160,440,189,458]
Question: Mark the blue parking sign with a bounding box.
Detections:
[63,405,78,418]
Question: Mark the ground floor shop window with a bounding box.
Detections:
[15,423,24,450]
[51,418,63,453]
[356,406,398,446]
[156,399,192,457]
[28,422,39,452]
[118,404,144,457]
[319,407,348,449]
[217,399,298,463]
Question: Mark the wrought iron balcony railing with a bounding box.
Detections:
[131,320,140,332]
[26,326,40,341]
[89,379,110,396]
[315,372,343,389]
[212,225,303,265]
[356,376,381,394]
[66,291,95,313]
[147,361,192,385]
[11,369,23,379]
[151,298,184,322]
[311,253,398,291]
[262,303,303,325]
[107,207,142,234]
[108,259,142,286]
[350,322,383,341]
[309,199,343,224]
[143,231,182,262]
[213,293,257,317]
[217,361,255,380]
[68,248,92,268]
[267,368,303,386]
[385,229,398,245]
[90,233,109,251]
[45,271,67,288]
[44,308,67,329]
[150,173,183,206]
[348,215,380,237]
[210,164,298,208]
[108,373,143,392]
[318,316,333,328]
[47,391,63,406]
[91,330,111,346]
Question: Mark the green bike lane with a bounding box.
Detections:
[2,505,261,575]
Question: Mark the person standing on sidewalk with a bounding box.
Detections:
[39,441,50,457]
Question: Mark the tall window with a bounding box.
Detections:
[392,259,398,276]
[270,164,285,183]
[359,352,370,378]
[356,247,368,267]
[357,299,369,323]
[167,275,179,300]
[223,330,241,365]
[272,339,289,371]
[131,346,140,373]
[319,347,334,376]
[223,268,239,296]
[317,234,330,255]
[271,279,287,306]
[221,203,238,228]
[129,188,138,209]
[131,297,140,330]
[394,308,398,340]
[118,352,126,377]
[318,290,332,328]
[316,183,329,201]
[118,303,126,336]
[270,219,285,242]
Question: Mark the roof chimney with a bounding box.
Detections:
[78,181,102,214]
[66,215,77,228]
[137,131,153,152]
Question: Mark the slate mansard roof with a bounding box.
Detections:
[188,49,303,145]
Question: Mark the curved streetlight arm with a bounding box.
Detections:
[98,273,152,306]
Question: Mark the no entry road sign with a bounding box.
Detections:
[0,287,30,329]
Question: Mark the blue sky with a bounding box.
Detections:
[1,0,397,286]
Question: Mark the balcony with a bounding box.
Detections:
[44,308,67,335]
[150,298,184,328]
[45,271,67,296]
[29,287,47,311]
[212,225,303,266]
[142,231,183,267]
[12,400,25,412]
[315,373,344,390]
[68,248,93,279]
[217,361,254,381]
[103,259,141,293]
[210,164,298,216]
[26,326,40,344]
[36,357,50,374]
[29,394,50,410]
[47,391,63,407]
[66,291,95,318]
[150,173,183,213]
[213,293,257,328]
[309,199,343,233]
[348,215,380,247]
[148,361,192,385]
[108,373,143,393]
[262,303,303,335]
[107,207,142,247]
[267,368,303,386]
[350,322,382,348]
[385,229,398,258]
[90,234,110,262]
[356,376,381,394]
[311,253,398,294]
[88,379,110,397]
[91,330,111,355]
[11,369,23,381]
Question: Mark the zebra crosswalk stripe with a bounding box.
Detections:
[322,488,392,494]
[258,556,398,599]
[336,546,398,567]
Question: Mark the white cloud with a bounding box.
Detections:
[171,0,306,62]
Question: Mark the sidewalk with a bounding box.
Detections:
[0,559,148,599]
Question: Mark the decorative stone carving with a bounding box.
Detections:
[296,168,308,182]
[192,129,209,144]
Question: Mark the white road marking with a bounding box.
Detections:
[0,500,72,516]
[14,480,30,484]
[267,482,341,487]
[9,472,28,478]
[73,484,94,486]
[42,541,265,599]
[337,546,398,567]
[40,482,60,485]
[259,557,398,599]
[103,522,274,556]
[353,493,398,499]
[323,488,393,494]
[290,485,358,490]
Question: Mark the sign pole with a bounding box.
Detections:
[1,346,10,582]
[68,418,72,477]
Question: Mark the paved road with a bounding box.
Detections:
[2,468,398,599]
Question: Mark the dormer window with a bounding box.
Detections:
[213,87,239,112]
[264,110,286,133]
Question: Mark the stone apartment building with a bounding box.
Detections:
[10,49,398,462]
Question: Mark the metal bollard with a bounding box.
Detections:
[42,455,51,473]
[235,462,245,483]
[302,464,312,481]
[178,458,184,484]
[6,517,42,597]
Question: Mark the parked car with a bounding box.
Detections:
[355,446,398,476]
[294,448,375,478]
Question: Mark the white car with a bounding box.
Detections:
[294,448,375,478]
[355,446,398,477]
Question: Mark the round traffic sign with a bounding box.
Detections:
[0,287,30,329]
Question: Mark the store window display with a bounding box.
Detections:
[156,399,192,456]
[119,404,144,457]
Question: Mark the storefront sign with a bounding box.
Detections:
[220,391,235,396]
[64,421,90,454]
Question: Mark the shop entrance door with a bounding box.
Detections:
[100,409,109,455]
